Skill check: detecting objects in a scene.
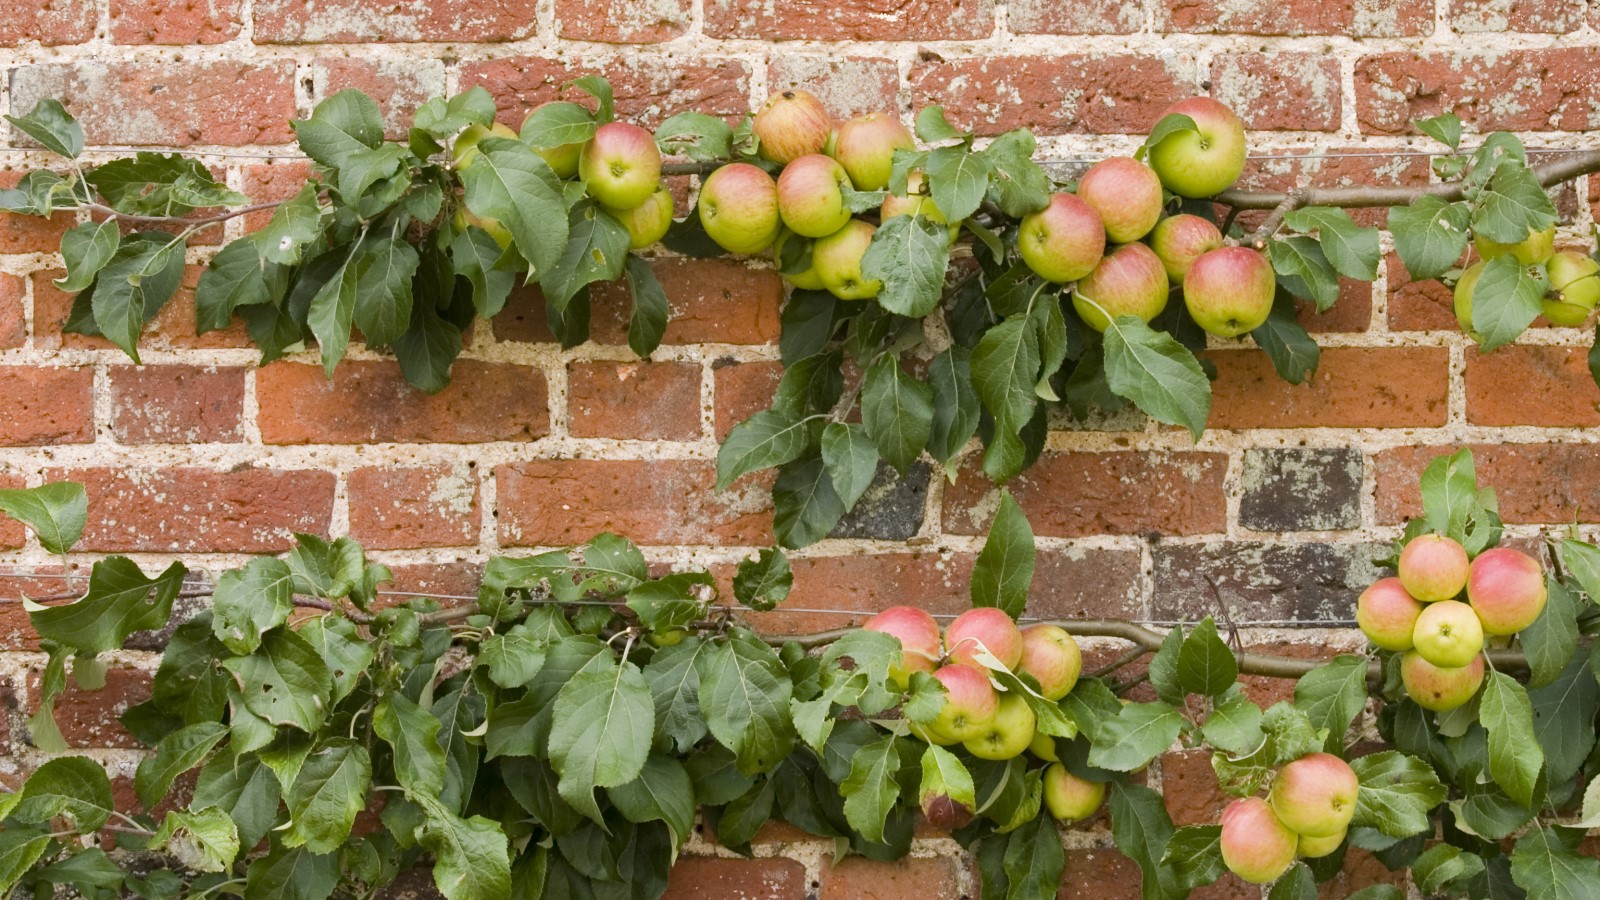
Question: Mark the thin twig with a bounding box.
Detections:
[85,200,285,228]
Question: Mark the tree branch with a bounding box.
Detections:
[87,200,286,229]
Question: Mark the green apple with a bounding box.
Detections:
[881,170,960,244]
[698,162,781,255]
[1297,829,1346,859]
[1018,623,1081,700]
[453,121,517,169]
[1017,192,1105,284]
[812,219,881,300]
[1073,242,1170,331]
[926,663,999,743]
[1412,599,1484,669]
[830,113,914,192]
[1453,260,1487,340]
[1400,651,1485,712]
[1149,214,1223,283]
[753,89,832,165]
[1147,97,1248,199]
[1476,224,1555,265]
[452,207,512,250]
[606,185,675,249]
[580,122,663,211]
[1029,731,1059,762]
[776,153,852,238]
[1043,763,1105,822]
[1543,250,1600,325]
[1182,246,1274,337]
[774,230,826,291]
[962,691,1036,760]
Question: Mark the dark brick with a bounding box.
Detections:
[1238,449,1365,532]
[1152,541,1388,622]
[830,462,929,541]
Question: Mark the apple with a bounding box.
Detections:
[926,663,999,742]
[1467,547,1548,635]
[698,162,781,255]
[452,121,517,169]
[1297,828,1346,859]
[1453,260,1486,339]
[963,691,1036,760]
[1072,242,1170,332]
[521,104,583,178]
[606,185,674,250]
[909,718,960,747]
[944,607,1024,670]
[1183,246,1274,337]
[863,605,943,686]
[1149,214,1223,283]
[1356,577,1424,652]
[1043,763,1106,822]
[1269,753,1359,838]
[1400,651,1485,712]
[1411,599,1484,669]
[774,230,826,290]
[754,89,832,165]
[1076,157,1164,243]
[1147,97,1249,199]
[1475,224,1555,265]
[648,627,687,648]
[1219,797,1298,884]
[1029,731,1059,762]
[452,207,512,250]
[1543,250,1600,326]
[881,170,960,243]
[1018,193,1106,284]
[812,219,881,300]
[1398,534,1470,602]
[1018,623,1082,700]
[580,122,663,211]
[831,113,915,192]
[777,153,853,238]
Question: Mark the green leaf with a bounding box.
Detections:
[299,615,373,703]
[451,227,514,320]
[971,490,1035,619]
[287,534,365,601]
[1146,626,1186,708]
[1389,197,1472,281]
[30,848,125,890]
[292,89,384,169]
[570,75,615,123]
[841,735,901,843]
[193,752,281,853]
[733,548,792,613]
[1349,750,1447,838]
[653,111,731,162]
[223,627,334,732]
[1003,813,1065,900]
[1469,254,1546,350]
[771,456,846,549]
[1137,112,1199,161]
[1251,292,1320,385]
[414,87,496,136]
[1481,670,1544,806]
[1270,234,1341,310]
[375,693,447,798]
[1268,863,1317,900]
[1530,651,1598,786]
[195,239,277,331]
[860,355,934,474]
[149,808,238,873]
[0,482,86,555]
[135,722,227,808]
[1511,827,1600,900]
[1414,843,1487,895]
[1177,618,1238,697]
[479,627,548,689]
[394,297,463,394]
[1108,782,1179,900]
[981,129,1051,218]
[626,572,710,634]
[56,220,120,293]
[1524,577,1580,688]
[210,557,294,655]
[522,101,596,148]
[1087,702,1184,771]
[418,807,512,900]
[353,237,419,346]
[89,232,187,363]
[919,743,976,821]
[1472,163,1558,244]
[6,98,83,158]
[30,557,186,655]
[0,829,51,896]
[1102,315,1212,439]
[283,740,371,854]
[541,202,631,311]
[927,346,980,470]
[1419,448,1481,539]
[608,754,696,848]
[1294,655,1369,752]
[972,315,1041,436]
[255,183,326,266]
[717,409,813,490]
[9,756,114,832]
[1284,207,1380,281]
[244,845,339,900]
[696,633,795,775]
[1162,825,1226,891]
[304,244,361,377]
[1417,113,1462,150]
[925,144,993,222]
[459,140,569,280]
[915,105,967,143]
[548,659,655,822]
[1203,693,1265,756]
[861,214,950,318]
[647,638,711,755]
[624,254,669,358]
[820,422,879,512]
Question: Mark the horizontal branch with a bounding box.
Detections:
[87,200,285,229]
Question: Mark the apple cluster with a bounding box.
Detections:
[862,606,1105,823]
[1357,535,1548,712]
[1455,225,1600,330]
[1219,752,1360,883]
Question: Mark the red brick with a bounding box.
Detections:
[568,361,703,441]
[313,58,447,140]
[1211,54,1342,132]
[1466,346,1600,426]
[1319,848,1408,898]
[108,366,245,444]
[556,0,692,42]
[1008,0,1144,33]
[820,856,961,900]
[1449,0,1585,33]
[0,0,95,45]
[0,172,73,254]
[1157,0,1432,35]
[1228,149,1432,230]
[348,465,480,550]
[1055,846,1255,900]
[254,0,536,42]
[1301,279,1373,333]
[0,275,24,350]
[110,0,243,43]
[1385,252,1459,330]
[26,664,149,749]
[944,451,1228,537]
[1206,348,1449,429]
[1161,750,1229,826]
[0,474,24,551]
[908,55,1195,136]
[767,57,901,119]
[8,62,297,146]
[496,459,772,546]
[714,360,785,441]
[707,0,992,39]
[240,161,315,233]
[1355,49,1600,135]
[33,267,253,352]
[1375,444,1600,525]
[461,57,752,130]
[0,569,72,651]
[661,857,807,900]
[258,360,549,444]
[497,258,784,346]
[380,562,485,607]
[48,467,336,553]
[0,367,94,446]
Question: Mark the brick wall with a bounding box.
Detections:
[1,1,1597,895]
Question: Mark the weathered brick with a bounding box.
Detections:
[714,360,785,441]
[0,474,24,551]
[1211,53,1342,132]
[0,275,24,350]
[556,0,692,42]
[819,856,961,900]
[1375,444,1600,524]
[1466,346,1600,426]
[1157,0,1432,35]
[258,361,549,444]
[0,367,94,446]
[831,463,929,541]
[496,460,772,546]
[1227,148,1432,230]
[1449,0,1585,33]
[108,366,245,444]
[33,267,253,352]
[1206,348,1449,429]
[1152,541,1389,621]
[8,62,297,146]
[461,57,752,130]
[348,465,480,550]
[110,0,243,44]
[1008,0,1143,33]
[1059,848,1258,899]
[0,569,69,651]
[312,57,447,140]
[568,361,703,441]
[944,451,1228,538]
[908,55,1196,136]
[1355,49,1600,134]
[660,857,807,900]
[0,0,95,45]
[1161,749,1229,826]
[26,664,149,749]
[1301,278,1373,333]
[705,0,993,40]
[1385,251,1458,330]
[240,161,315,232]
[0,172,73,254]
[382,562,485,606]
[1239,448,1365,532]
[1319,848,1410,898]
[47,467,336,552]
[767,57,901,119]
[254,0,537,42]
